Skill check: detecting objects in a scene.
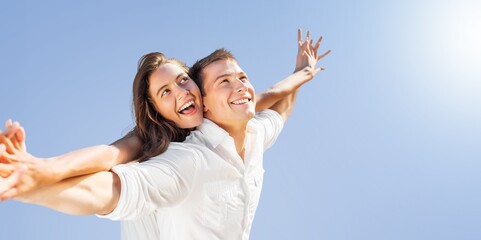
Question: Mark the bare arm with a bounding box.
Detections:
[1,144,118,214]
[0,121,141,199]
[3,147,198,218]
[269,78,303,122]
[45,130,142,181]
[17,170,121,215]
[255,66,317,112]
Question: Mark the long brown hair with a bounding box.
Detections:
[132,52,192,162]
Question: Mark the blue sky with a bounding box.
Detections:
[1,0,480,239]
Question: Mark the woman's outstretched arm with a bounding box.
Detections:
[1,144,197,219]
[0,120,141,199]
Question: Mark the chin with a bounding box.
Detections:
[247,108,256,117]
[242,111,255,121]
[178,118,202,129]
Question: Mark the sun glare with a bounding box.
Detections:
[414,1,481,85]
[402,1,481,122]
[437,2,481,75]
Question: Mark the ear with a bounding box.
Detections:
[203,104,209,113]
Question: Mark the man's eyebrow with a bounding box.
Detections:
[215,73,232,82]
[214,72,245,83]
[155,72,185,96]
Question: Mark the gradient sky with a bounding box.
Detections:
[1,1,480,239]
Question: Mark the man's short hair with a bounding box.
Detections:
[189,48,236,95]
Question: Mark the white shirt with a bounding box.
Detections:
[98,109,283,240]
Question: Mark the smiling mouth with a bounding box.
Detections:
[178,100,196,114]
[231,98,251,105]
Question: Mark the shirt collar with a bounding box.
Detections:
[197,118,258,149]
[197,118,230,149]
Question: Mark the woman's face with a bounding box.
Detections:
[148,62,203,129]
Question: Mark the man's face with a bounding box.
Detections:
[201,58,256,129]
[148,62,203,129]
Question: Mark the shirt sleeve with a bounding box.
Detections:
[97,146,198,221]
[254,109,284,150]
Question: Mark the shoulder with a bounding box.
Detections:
[250,109,283,129]
[184,129,210,147]
[253,109,282,122]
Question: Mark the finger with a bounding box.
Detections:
[6,121,20,139]
[0,156,10,164]
[1,187,19,201]
[0,144,6,163]
[318,50,332,60]
[1,155,15,164]
[10,122,22,149]
[318,49,332,59]
[0,150,14,164]
[300,39,309,53]
[3,119,20,138]
[0,164,26,195]
[0,135,16,154]
[17,127,26,142]
[313,36,323,52]
[0,136,13,154]
[16,127,26,150]
[0,163,15,177]
[305,47,314,58]
[310,68,323,77]
[298,29,302,47]
[0,143,15,163]
[300,38,309,50]
[5,119,13,130]
[4,119,15,139]
[306,30,311,43]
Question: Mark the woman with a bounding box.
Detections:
[0,30,329,239]
[0,29,327,197]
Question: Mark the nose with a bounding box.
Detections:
[174,84,191,101]
[234,78,248,93]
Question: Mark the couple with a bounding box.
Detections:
[0,30,329,239]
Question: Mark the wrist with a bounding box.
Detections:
[13,192,32,203]
[44,156,67,183]
[300,66,315,80]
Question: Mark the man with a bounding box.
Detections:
[0,31,329,239]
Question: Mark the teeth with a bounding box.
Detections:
[232,98,250,105]
[178,101,194,113]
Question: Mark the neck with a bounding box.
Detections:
[218,122,248,160]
